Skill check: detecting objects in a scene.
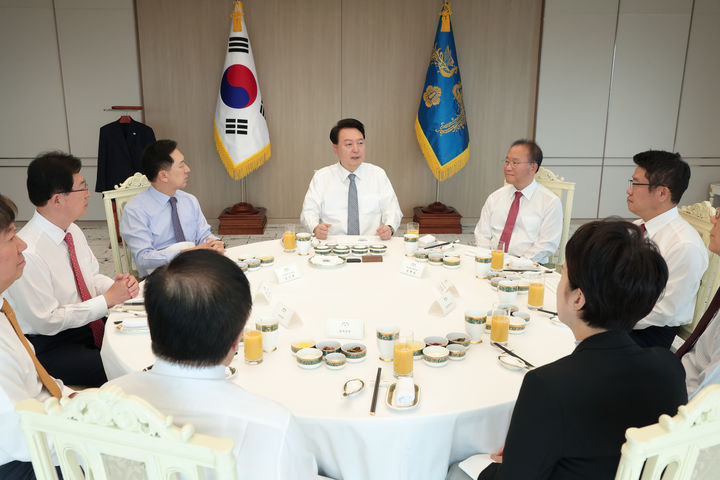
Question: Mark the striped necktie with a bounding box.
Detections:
[169,196,186,242]
[65,232,105,348]
[347,173,359,235]
[499,191,523,252]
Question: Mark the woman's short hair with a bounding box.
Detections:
[564,219,668,330]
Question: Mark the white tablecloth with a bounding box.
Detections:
[101,236,575,480]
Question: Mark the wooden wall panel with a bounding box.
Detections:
[136,0,542,223]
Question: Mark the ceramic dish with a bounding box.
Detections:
[290,339,315,355]
[498,353,532,371]
[236,261,248,272]
[324,352,346,369]
[385,383,420,411]
[411,341,425,360]
[115,324,150,334]
[446,332,470,347]
[414,249,429,262]
[443,256,461,269]
[423,335,448,347]
[509,318,527,334]
[225,366,237,379]
[308,255,346,269]
[447,344,467,360]
[296,347,323,369]
[490,276,505,289]
[341,342,367,362]
[246,258,261,271]
[422,345,449,367]
[313,246,331,255]
[428,253,444,265]
[369,244,387,255]
[315,340,341,355]
[512,311,531,323]
[260,256,274,267]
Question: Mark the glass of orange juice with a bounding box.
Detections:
[527,273,545,310]
[491,241,505,271]
[407,222,420,236]
[393,330,414,377]
[282,224,296,252]
[490,307,510,346]
[243,329,263,364]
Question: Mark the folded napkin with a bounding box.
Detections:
[395,377,416,407]
[510,257,535,269]
[122,317,148,330]
[418,234,436,246]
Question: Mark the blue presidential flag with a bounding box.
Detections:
[214,1,270,180]
[415,1,469,182]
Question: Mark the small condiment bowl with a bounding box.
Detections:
[290,339,315,355]
[447,343,467,360]
[369,244,387,255]
[490,276,505,289]
[497,303,519,314]
[443,256,461,269]
[314,245,331,255]
[428,252,444,265]
[341,342,367,362]
[324,352,347,369]
[315,340,341,356]
[352,244,369,255]
[509,317,527,334]
[517,279,530,295]
[423,345,449,367]
[236,261,248,272]
[447,332,470,348]
[412,341,426,360]
[246,258,261,271]
[333,245,350,257]
[423,335,448,347]
[512,311,531,323]
[260,256,274,267]
[296,347,322,369]
[414,249,429,262]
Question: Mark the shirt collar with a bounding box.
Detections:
[335,162,365,181]
[515,179,538,199]
[643,206,679,237]
[147,185,174,204]
[32,210,70,246]
[573,330,639,354]
[150,357,227,380]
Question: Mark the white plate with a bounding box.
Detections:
[385,383,420,411]
[497,353,530,371]
[115,324,149,335]
[308,255,346,269]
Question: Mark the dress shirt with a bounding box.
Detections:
[683,309,720,399]
[300,162,402,236]
[0,294,69,467]
[120,186,217,277]
[474,180,563,264]
[634,207,708,329]
[5,211,113,335]
[109,359,318,479]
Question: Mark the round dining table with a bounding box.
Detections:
[101,235,575,480]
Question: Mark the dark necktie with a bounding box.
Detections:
[2,300,62,399]
[169,196,186,242]
[676,287,720,358]
[65,232,105,348]
[640,223,647,238]
[347,173,359,235]
[499,191,523,252]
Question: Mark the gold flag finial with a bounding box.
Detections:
[440,1,452,32]
[232,1,244,32]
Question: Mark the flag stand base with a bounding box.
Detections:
[413,202,462,234]
[218,202,267,234]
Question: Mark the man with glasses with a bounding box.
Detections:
[626,150,707,349]
[474,139,562,263]
[5,152,140,387]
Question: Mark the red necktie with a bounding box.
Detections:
[640,223,647,238]
[676,287,720,358]
[499,191,523,252]
[65,232,104,348]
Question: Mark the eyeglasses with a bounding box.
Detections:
[503,160,533,168]
[64,181,89,194]
[627,179,652,189]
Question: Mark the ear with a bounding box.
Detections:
[50,193,64,209]
[157,169,169,183]
[572,288,586,312]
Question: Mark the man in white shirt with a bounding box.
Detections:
[300,118,402,240]
[627,150,708,349]
[474,140,563,264]
[120,140,225,277]
[5,152,139,387]
[0,193,71,479]
[110,249,319,479]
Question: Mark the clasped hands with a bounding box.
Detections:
[313,223,393,241]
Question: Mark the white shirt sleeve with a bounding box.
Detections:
[300,171,323,233]
[474,198,494,250]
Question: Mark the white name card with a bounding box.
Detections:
[274,264,301,284]
[428,293,457,317]
[253,281,273,305]
[272,302,303,329]
[438,279,460,298]
[400,258,426,278]
[326,318,365,339]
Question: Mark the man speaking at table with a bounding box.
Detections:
[120,139,225,278]
[5,152,139,387]
[626,150,707,349]
[300,118,402,240]
[474,140,562,264]
[109,250,319,479]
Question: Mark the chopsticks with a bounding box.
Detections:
[538,308,558,316]
[425,241,451,249]
[492,342,535,368]
[370,367,381,416]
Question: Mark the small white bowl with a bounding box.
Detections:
[423,345,449,367]
[315,340,341,355]
[341,343,367,362]
[296,348,322,369]
[447,332,470,347]
[424,335,448,347]
[512,311,531,323]
[324,352,346,369]
[447,344,467,360]
[509,317,527,334]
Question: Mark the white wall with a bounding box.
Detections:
[0,0,142,220]
[536,0,720,219]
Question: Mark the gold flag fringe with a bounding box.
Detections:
[214,121,271,180]
[414,116,468,182]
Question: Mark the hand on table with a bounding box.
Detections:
[377,225,393,240]
[490,445,504,463]
[314,223,331,240]
[103,273,139,307]
[191,238,226,253]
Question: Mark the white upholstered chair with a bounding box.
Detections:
[15,384,237,480]
[678,201,720,340]
[615,384,720,480]
[102,173,150,276]
[535,166,575,266]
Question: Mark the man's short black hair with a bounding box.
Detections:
[26,152,82,207]
[0,194,17,232]
[511,139,543,167]
[142,139,178,182]
[330,118,365,144]
[633,150,690,204]
[565,219,668,331]
[144,250,252,366]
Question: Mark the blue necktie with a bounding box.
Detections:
[347,173,359,235]
[169,196,186,242]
